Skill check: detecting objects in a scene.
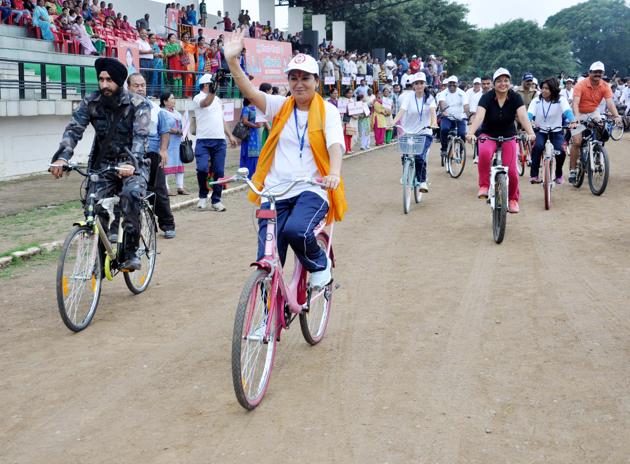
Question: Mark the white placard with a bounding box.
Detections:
[324,76,335,85]
[347,101,364,116]
[341,76,351,86]
[337,98,348,114]
[363,103,370,116]
[222,102,235,122]
[366,75,374,85]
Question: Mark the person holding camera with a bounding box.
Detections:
[193,73,238,211]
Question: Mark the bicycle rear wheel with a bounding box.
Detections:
[56,226,102,332]
[402,158,413,214]
[447,139,466,179]
[124,204,157,294]
[492,173,508,244]
[543,159,552,210]
[300,234,332,345]
[517,141,525,177]
[232,269,277,410]
[588,144,609,196]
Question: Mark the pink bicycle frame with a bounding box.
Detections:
[250,204,335,341]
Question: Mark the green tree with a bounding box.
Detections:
[470,19,577,81]
[344,0,477,75]
[545,0,630,76]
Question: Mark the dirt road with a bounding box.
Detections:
[2,138,629,463]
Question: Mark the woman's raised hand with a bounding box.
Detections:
[223,27,245,61]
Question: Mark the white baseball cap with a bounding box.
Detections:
[565,77,574,83]
[473,77,481,84]
[411,72,427,84]
[532,77,539,85]
[285,53,319,75]
[387,52,392,57]
[198,73,213,85]
[493,67,511,82]
[589,61,605,72]
[448,75,459,84]
[412,54,417,59]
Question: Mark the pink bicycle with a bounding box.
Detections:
[212,168,337,410]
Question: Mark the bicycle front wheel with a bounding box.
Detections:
[232,269,277,410]
[300,234,333,345]
[517,142,525,177]
[124,204,157,294]
[56,226,102,332]
[493,173,508,244]
[543,159,552,210]
[402,158,413,214]
[588,144,609,196]
[610,123,624,141]
[448,139,466,179]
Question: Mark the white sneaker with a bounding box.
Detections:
[211,201,226,212]
[197,198,207,209]
[419,182,429,192]
[309,258,332,288]
[473,157,478,165]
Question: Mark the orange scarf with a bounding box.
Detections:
[249,93,347,224]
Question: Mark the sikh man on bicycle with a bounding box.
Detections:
[49,57,151,271]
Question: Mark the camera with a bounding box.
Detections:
[208,69,229,93]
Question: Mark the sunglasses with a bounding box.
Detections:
[591,71,603,75]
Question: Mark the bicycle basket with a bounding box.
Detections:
[398,135,428,155]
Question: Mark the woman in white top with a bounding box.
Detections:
[223,29,346,288]
[392,72,437,192]
[527,76,576,184]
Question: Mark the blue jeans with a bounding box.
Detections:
[531,130,566,179]
[195,138,226,204]
[440,118,467,152]
[256,191,329,272]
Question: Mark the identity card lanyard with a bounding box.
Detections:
[294,107,308,159]
[414,95,425,125]
[541,100,553,122]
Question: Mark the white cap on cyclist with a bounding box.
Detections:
[411,72,427,84]
[533,77,539,86]
[198,73,213,85]
[473,77,481,84]
[285,53,319,75]
[565,77,574,83]
[448,75,459,84]
[589,61,605,72]
[493,67,511,82]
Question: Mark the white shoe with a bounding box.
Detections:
[197,198,207,209]
[309,258,332,288]
[211,201,226,212]
[419,182,429,192]
[473,158,478,165]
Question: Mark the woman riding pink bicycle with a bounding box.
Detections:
[467,68,536,213]
[224,28,347,287]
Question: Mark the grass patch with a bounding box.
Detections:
[0,248,60,279]
[0,243,42,258]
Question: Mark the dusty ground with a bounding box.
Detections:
[1,137,629,463]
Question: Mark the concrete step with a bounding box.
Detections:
[0,24,30,39]
[0,35,55,54]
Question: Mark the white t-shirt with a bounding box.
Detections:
[437,88,468,120]
[261,94,345,202]
[399,92,436,135]
[136,38,153,60]
[562,87,574,104]
[193,92,225,140]
[466,88,483,113]
[384,59,396,78]
[527,96,572,131]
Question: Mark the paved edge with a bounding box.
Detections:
[0,142,394,270]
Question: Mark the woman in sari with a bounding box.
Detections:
[195,36,206,91]
[159,92,189,195]
[71,16,97,55]
[32,0,56,41]
[84,19,105,55]
[239,98,263,179]
[163,33,183,97]
[371,89,387,146]
[203,43,221,74]
[180,31,197,97]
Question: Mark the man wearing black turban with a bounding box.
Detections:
[50,57,152,272]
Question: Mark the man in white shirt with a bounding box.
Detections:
[193,74,238,211]
[354,79,369,98]
[384,52,396,81]
[346,55,358,80]
[563,77,574,105]
[136,29,153,87]
[400,68,414,89]
[437,76,469,156]
[466,77,483,119]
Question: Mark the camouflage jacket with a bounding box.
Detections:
[52,90,151,166]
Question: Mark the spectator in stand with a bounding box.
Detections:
[180,31,197,97]
[357,94,370,150]
[71,16,97,54]
[354,78,369,98]
[148,32,163,96]
[194,36,206,86]
[198,0,206,26]
[400,67,413,88]
[102,2,113,18]
[221,10,232,32]
[237,8,244,26]
[409,55,420,74]
[84,18,104,54]
[1,0,26,24]
[239,47,247,75]
[382,87,394,143]
[372,89,388,146]
[398,53,409,72]
[342,87,357,153]
[55,7,71,32]
[187,3,197,25]
[239,98,263,179]
[163,33,184,97]
[214,10,222,30]
[135,13,149,31]
[384,52,396,81]
[137,29,153,86]
[204,41,221,74]
[193,73,238,211]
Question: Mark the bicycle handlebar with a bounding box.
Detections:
[209,168,325,200]
[48,163,130,179]
[477,135,519,143]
